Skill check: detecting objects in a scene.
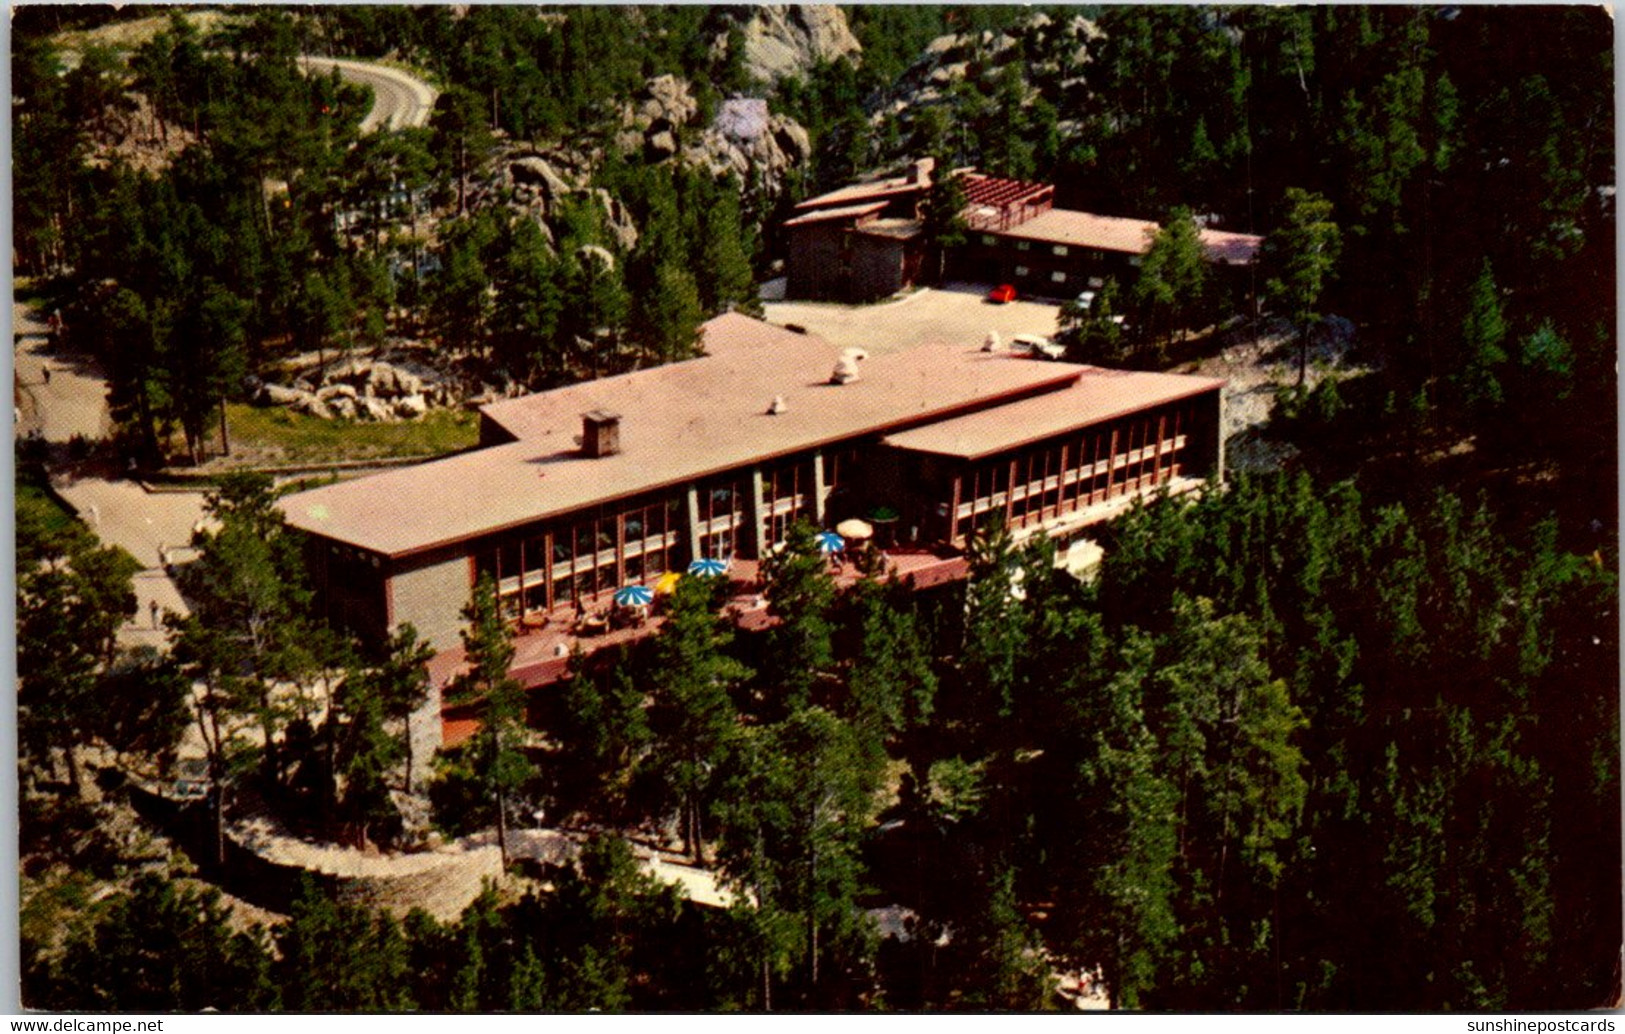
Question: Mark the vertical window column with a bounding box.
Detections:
[685,484,703,565]
[746,466,767,559]
[811,451,828,525]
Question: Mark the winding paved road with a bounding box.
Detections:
[297,57,438,132]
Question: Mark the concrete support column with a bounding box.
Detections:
[746,466,767,558]
[811,451,828,525]
[685,484,703,561]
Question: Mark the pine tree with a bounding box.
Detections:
[1262,188,1342,385]
[444,574,534,867]
[1454,259,1508,415]
[648,575,750,862]
[1132,206,1210,352]
[761,519,838,716]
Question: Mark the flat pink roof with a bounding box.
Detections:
[1197,228,1264,265]
[992,208,1263,264]
[783,200,889,228]
[280,314,1084,557]
[996,208,1160,253]
[795,174,924,210]
[882,367,1224,461]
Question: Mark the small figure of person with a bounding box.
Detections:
[41,366,50,386]
[150,599,162,629]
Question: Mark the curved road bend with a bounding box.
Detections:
[296,57,438,132]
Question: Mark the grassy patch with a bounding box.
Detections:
[17,472,80,537]
[225,403,479,464]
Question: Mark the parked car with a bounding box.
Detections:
[987,283,1018,304]
[1010,333,1066,360]
[171,757,210,801]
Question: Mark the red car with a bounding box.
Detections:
[987,283,1018,304]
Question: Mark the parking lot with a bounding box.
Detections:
[763,282,1067,357]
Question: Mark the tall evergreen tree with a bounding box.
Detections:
[648,576,750,861]
[444,574,534,867]
[1262,188,1343,385]
[761,519,838,715]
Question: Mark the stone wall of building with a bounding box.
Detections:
[389,549,473,652]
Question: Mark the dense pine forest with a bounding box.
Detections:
[15,4,1617,1013]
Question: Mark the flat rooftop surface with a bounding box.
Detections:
[883,366,1225,460]
[763,284,1066,357]
[783,200,889,227]
[280,314,1084,557]
[795,172,925,210]
[996,208,1263,264]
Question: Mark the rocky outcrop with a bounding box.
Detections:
[508,155,575,200]
[685,98,811,182]
[736,5,861,83]
[871,13,1101,141]
[257,354,454,424]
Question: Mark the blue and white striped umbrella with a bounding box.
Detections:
[688,557,730,577]
[613,584,655,607]
[816,530,846,554]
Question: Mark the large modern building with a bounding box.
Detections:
[282,312,1223,757]
[282,310,1222,663]
[280,313,1224,661]
[784,159,1263,302]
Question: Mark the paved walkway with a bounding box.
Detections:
[14,301,206,646]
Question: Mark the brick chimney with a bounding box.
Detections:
[581,410,621,458]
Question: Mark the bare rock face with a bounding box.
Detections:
[738,5,861,83]
[576,242,618,274]
[259,383,310,407]
[589,191,640,252]
[875,12,1100,142]
[508,155,575,200]
[357,396,394,422]
[637,74,699,127]
[296,395,335,421]
[686,100,810,182]
[394,393,430,420]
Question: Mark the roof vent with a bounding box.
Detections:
[829,357,861,385]
[982,331,1002,352]
[581,410,621,457]
[767,395,788,415]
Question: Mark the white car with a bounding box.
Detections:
[1010,333,1066,360]
[1074,290,1097,311]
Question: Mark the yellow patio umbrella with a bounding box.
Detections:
[655,571,683,595]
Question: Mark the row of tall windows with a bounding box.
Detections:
[951,399,1204,542]
[469,452,827,620]
[474,492,683,618]
[696,475,747,561]
[762,455,817,548]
